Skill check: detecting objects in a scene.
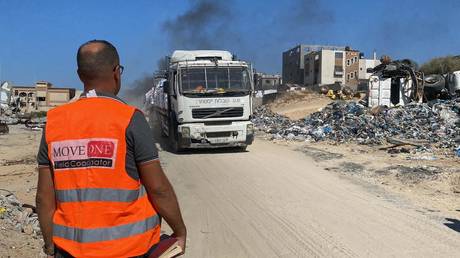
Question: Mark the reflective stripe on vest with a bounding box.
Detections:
[53,214,160,243]
[56,187,146,203]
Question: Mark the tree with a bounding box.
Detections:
[420,56,460,74]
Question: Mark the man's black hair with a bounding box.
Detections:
[77,40,119,80]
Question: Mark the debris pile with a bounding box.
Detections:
[253,99,460,150]
[0,191,41,237]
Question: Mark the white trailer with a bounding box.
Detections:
[368,76,415,107]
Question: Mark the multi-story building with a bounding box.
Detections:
[303,49,346,87]
[282,45,345,85]
[344,49,361,90]
[10,81,76,113]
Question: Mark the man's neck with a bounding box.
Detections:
[84,85,116,96]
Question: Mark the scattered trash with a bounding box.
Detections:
[0,191,41,237]
[406,155,438,161]
[455,146,460,157]
[253,98,460,153]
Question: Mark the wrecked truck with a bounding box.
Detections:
[368,60,424,107]
[368,59,460,107]
[149,50,255,152]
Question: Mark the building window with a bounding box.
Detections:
[355,71,358,78]
[347,60,350,66]
[14,90,19,96]
[334,66,343,78]
[19,92,27,97]
[37,97,46,101]
[335,52,343,59]
[350,72,354,79]
[347,74,350,80]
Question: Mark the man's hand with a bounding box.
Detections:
[138,161,186,255]
[172,234,186,256]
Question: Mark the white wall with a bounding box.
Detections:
[320,50,344,85]
[359,59,381,80]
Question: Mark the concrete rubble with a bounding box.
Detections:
[253,99,460,153]
[0,191,41,237]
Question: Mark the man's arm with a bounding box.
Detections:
[36,167,56,253]
[138,161,186,252]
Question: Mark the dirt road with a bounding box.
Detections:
[158,140,460,257]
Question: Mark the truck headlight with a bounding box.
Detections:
[181,127,190,138]
[247,124,254,134]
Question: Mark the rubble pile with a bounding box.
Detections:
[253,99,460,149]
[0,192,41,237]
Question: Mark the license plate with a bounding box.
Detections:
[211,138,229,144]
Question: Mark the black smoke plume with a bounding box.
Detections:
[162,0,234,50]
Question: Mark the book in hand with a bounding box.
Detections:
[148,235,183,258]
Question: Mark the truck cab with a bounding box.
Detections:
[162,50,254,151]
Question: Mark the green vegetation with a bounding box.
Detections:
[420,55,460,74]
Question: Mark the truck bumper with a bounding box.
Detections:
[177,121,254,149]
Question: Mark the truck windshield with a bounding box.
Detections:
[180,67,251,94]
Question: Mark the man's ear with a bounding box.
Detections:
[114,69,120,81]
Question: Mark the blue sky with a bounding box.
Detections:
[0,0,458,90]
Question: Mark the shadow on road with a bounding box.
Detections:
[147,113,249,155]
[444,218,460,233]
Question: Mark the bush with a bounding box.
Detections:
[420,56,460,74]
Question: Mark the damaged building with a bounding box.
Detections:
[10,81,76,113]
[303,46,380,91]
[282,45,346,85]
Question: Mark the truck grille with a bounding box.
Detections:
[192,107,243,119]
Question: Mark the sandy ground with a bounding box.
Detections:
[0,125,43,257]
[1,123,460,257]
[269,91,332,120]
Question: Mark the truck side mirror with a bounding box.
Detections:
[163,81,170,94]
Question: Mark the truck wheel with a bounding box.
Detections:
[172,138,183,153]
[237,145,248,152]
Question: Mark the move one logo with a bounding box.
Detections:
[53,141,115,158]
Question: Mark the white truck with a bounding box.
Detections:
[150,50,254,152]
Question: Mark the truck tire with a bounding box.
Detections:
[172,137,183,153]
[237,145,248,152]
[169,114,183,153]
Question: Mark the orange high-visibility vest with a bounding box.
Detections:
[46,96,160,258]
